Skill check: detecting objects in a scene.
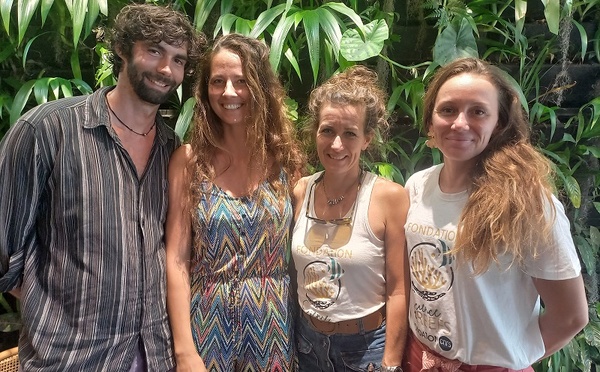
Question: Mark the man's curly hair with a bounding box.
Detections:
[107,3,206,77]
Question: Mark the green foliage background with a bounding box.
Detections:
[0,0,599,369]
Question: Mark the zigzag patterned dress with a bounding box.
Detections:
[190,176,295,371]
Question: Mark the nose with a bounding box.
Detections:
[451,111,469,130]
[223,80,236,96]
[331,135,343,150]
[157,58,173,77]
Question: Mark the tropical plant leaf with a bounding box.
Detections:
[1,0,13,35]
[541,0,560,35]
[9,79,36,125]
[71,49,82,80]
[269,9,295,72]
[174,97,195,140]
[316,7,342,58]
[70,0,89,47]
[71,78,92,95]
[17,0,41,46]
[571,20,588,62]
[300,9,320,85]
[219,13,239,35]
[284,47,301,82]
[40,0,55,26]
[33,77,51,104]
[322,2,364,36]
[249,3,288,39]
[194,0,218,32]
[433,17,478,66]
[84,0,100,41]
[48,78,61,100]
[22,32,50,69]
[340,19,388,62]
[563,174,581,208]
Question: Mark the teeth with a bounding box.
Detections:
[223,104,241,109]
[149,79,167,87]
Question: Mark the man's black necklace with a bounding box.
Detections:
[106,99,156,136]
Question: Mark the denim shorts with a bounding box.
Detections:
[296,315,386,372]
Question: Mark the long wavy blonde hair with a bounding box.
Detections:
[187,33,304,210]
[423,58,556,274]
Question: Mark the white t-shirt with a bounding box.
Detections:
[291,171,385,322]
[404,164,581,369]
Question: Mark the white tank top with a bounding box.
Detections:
[291,171,385,322]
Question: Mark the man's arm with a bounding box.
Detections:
[0,120,46,293]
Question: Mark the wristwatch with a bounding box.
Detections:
[381,366,403,372]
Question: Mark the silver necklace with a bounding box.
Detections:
[106,99,156,136]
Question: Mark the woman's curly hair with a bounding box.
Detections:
[107,3,206,77]
[423,57,556,274]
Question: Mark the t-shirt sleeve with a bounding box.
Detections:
[522,194,581,280]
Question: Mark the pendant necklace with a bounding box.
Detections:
[322,170,363,206]
[106,98,156,136]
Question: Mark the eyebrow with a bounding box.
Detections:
[150,41,189,62]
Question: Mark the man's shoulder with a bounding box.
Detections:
[18,92,96,127]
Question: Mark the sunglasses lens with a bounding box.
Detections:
[304,223,352,251]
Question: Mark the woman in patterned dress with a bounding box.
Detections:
[165,33,304,371]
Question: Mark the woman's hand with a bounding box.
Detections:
[175,351,208,372]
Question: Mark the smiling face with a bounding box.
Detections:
[207,49,251,127]
[125,40,188,105]
[316,103,371,175]
[431,73,500,168]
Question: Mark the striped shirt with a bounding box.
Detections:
[0,87,179,371]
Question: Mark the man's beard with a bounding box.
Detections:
[127,63,178,105]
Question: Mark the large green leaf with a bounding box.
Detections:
[316,7,342,58]
[541,0,560,35]
[514,0,527,41]
[71,49,82,80]
[40,0,55,25]
[300,9,320,85]
[284,47,301,81]
[269,7,295,72]
[340,19,388,62]
[219,13,240,35]
[84,0,100,42]
[97,0,107,16]
[322,2,364,36]
[571,20,588,63]
[249,3,288,39]
[33,77,51,104]
[563,174,581,208]
[69,0,89,47]
[17,0,41,46]
[9,79,36,125]
[432,17,478,66]
[174,97,195,141]
[194,0,218,32]
[1,0,13,35]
